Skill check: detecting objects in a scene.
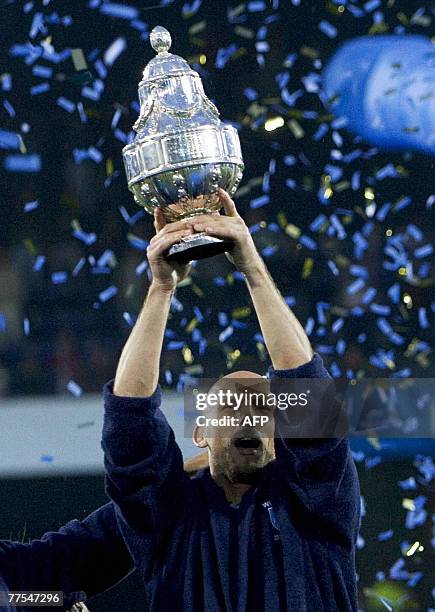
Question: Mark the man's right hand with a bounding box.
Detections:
[147,208,194,293]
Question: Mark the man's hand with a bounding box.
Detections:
[147,208,193,293]
[191,189,262,276]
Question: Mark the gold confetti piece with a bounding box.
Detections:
[287,108,304,119]
[326,1,339,13]
[300,46,319,59]
[186,318,198,333]
[288,119,305,139]
[415,352,430,368]
[18,136,26,154]
[395,165,409,176]
[402,498,416,511]
[364,188,375,200]
[190,37,205,47]
[191,284,204,297]
[367,437,381,450]
[396,11,409,25]
[302,258,313,279]
[398,267,407,276]
[226,273,234,286]
[23,239,37,255]
[406,540,420,557]
[368,23,389,35]
[199,54,207,65]
[234,26,254,39]
[182,346,194,364]
[231,47,247,61]
[228,3,245,19]
[106,158,113,176]
[231,307,251,319]
[335,255,349,267]
[262,97,282,105]
[71,48,88,71]
[246,101,267,118]
[277,212,287,228]
[410,11,431,26]
[71,219,82,232]
[285,224,301,239]
[324,187,333,199]
[265,117,284,131]
[188,20,206,35]
[403,293,412,307]
[185,364,204,375]
[404,337,419,357]
[334,181,350,192]
[226,349,241,368]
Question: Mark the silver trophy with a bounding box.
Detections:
[122,26,244,263]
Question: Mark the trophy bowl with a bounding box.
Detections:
[122,26,244,263]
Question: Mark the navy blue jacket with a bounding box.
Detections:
[0,502,133,611]
[102,354,360,611]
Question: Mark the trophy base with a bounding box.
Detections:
[166,233,233,263]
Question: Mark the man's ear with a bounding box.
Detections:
[193,424,208,448]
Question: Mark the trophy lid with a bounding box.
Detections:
[142,26,195,81]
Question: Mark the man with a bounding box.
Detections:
[0,454,207,611]
[102,189,361,611]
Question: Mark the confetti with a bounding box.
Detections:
[67,380,83,397]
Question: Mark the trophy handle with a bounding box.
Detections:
[134,96,155,132]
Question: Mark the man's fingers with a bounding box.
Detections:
[148,228,194,257]
[218,188,238,217]
[153,208,167,233]
[192,218,238,241]
[151,217,194,240]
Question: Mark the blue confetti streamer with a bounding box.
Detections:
[100,3,139,19]
[23,200,39,212]
[318,20,337,38]
[4,154,41,172]
[99,285,118,302]
[67,380,83,397]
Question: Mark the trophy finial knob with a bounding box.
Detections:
[150,26,172,54]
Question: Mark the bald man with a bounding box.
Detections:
[102,190,360,611]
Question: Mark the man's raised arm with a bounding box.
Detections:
[192,188,313,371]
[102,209,203,574]
[114,208,195,397]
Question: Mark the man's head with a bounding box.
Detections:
[193,371,276,485]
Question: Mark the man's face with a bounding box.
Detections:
[198,375,276,484]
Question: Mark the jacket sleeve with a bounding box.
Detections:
[268,353,360,551]
[101,380,191,574]
[0,502,133,610]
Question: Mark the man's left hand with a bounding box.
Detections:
[192,189,261,275]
